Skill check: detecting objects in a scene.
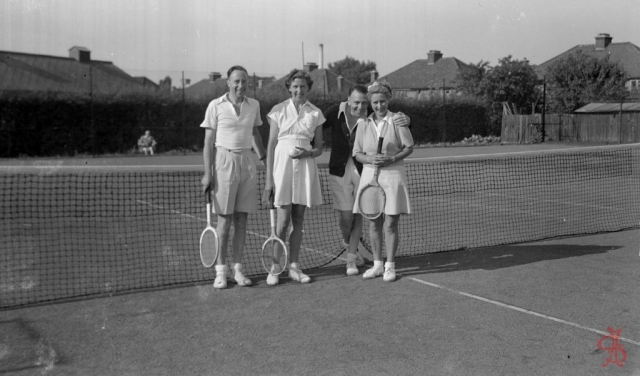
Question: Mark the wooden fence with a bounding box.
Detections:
[501,112,640,144]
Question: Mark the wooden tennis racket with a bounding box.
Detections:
[357,137,386,220]
[261,198,288,275]
[199,190,219,268]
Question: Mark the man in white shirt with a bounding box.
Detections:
[201,65,267,289]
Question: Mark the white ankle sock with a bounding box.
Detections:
[373,260,383,269]
[384,262,395,270]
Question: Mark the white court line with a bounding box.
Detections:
[135,199,348,262]
[407,276,640,347]
[481,192,619,211]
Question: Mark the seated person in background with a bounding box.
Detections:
[138,130,157,155]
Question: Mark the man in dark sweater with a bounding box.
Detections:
[323,84,409,276]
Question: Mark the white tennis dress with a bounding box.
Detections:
[267,99,326,207]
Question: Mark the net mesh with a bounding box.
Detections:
[2,144,640,309]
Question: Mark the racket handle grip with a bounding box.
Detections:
[376,137,384,154]
[270,209,277,230]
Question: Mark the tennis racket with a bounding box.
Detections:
[199,190,219,268]
[261,199,288,275]
[357,137,386,220]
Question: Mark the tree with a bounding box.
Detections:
[328,56,376,85]
[159,76,172,92]
[457,56,539,133]
[482,56,539,115]
[545,50,626,113]
[456,60,491,100]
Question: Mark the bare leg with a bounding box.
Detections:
[216,213,233,266]
[383,214,400,262]
[231,212,248,264]
[339,210,363,255]
[369,216,384,261]
[288,204,307,263]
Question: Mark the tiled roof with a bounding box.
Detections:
[535,42,640,79]
[0,49,153,95]
[185,75,276,100]
[265,68,357,95]
[379,57,470,90]
[575,102,640,113]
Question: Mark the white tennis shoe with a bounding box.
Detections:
[288,263,311,283]
[266,264,281,286]
[362,265,384,279]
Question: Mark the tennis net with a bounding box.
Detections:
[2,144,640,309]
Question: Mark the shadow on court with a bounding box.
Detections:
[301,242,619,282]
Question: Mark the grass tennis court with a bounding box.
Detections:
[1,143,639,375]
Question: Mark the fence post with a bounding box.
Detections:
[541,79,546,142]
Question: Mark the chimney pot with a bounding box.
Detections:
[427,50,443,65]
[595,33,613,50]
[209,72,222,82]
[337,75,344,92]
[319,44,324,69]
[304,62,318,73]
[370,70,379,83]
[69,46,91,63]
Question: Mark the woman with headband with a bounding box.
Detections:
[352,82,414,282]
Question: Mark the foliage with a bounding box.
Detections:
[327,56,377,85]
[545,50,627,113]
[456,56,539,135]
[0,88,490,157]
[456,60,491,100]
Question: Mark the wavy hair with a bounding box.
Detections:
[285,69,314,91]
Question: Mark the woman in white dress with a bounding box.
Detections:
[353,82,414,282]
[263,69,326,285]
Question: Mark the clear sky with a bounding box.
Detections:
[2,0,639,85]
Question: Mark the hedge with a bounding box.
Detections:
[0,91,490,157]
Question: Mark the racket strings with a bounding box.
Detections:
[200,230,218,266]
[359,186,385,218]
[262,238,288,275]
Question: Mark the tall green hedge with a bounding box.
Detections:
[0,91,489,158]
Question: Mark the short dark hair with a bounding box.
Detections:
[285,69,313,91]
[348,84,368,96]
[227,65,248,78]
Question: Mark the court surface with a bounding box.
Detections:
[1,142,638,375]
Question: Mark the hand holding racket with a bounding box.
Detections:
[261,196,288,275]
[199,190,219,268]
[357,137,386,220]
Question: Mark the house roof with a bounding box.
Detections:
[185,75,276,100]
[0,49,154,95]
[265,68,357,96]
[575,102,640,113]
[535,42,640,79]
[379,57,470,90]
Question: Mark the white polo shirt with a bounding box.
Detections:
[200,94,262,150]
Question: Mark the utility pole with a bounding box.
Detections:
[442,78,446,145]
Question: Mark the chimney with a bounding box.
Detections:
[209,72,222,82]
[258,79,264,89]
[319,44,324,69]
[69,46,91,63]
[595,33,612,50]
[337,75,343,92]
[304,62,318,73]
[370,70,378,83]
[427,50,443,65]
